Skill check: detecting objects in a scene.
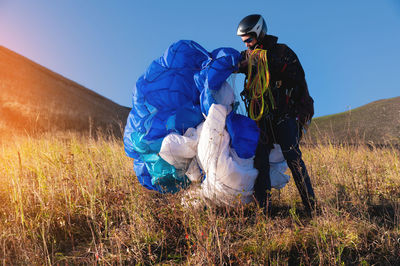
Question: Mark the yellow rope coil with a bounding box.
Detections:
[245,49,275,121]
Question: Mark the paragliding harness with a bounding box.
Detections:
[240,46,314,144]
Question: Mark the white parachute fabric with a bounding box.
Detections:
[197,104,258,205]
[269,144,290,189]
[159,125,203,182]
[160,104,258,206]
[159,81,290,206]
[211,81,235,113]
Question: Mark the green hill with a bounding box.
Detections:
[306,97,400,145]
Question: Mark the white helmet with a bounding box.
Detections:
[236,14,267,39]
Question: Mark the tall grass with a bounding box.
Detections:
[0,133,399,264]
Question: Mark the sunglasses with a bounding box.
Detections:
[243,37,254,43]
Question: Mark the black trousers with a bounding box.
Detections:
[253,117,316,213]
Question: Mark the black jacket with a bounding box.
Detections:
[238,35,314,126]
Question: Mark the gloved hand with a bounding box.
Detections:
[236,56,248,73]
[297,114,312,129]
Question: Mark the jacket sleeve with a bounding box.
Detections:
[237,50,249,74]
[281,46,314,125]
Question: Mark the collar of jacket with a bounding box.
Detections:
[257,34,278,50]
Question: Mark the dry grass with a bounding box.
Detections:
[0,133,399,265]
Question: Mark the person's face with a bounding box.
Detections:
[241,35,257,49]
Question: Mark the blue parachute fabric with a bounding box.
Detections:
[195,47,241,116]
[133,159,160,191]
[226,112,260,159]
[124,40,258,193]
[124,40,210,193]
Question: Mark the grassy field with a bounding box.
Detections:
[0,133,399,265]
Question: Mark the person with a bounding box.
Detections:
[236,14,316,216]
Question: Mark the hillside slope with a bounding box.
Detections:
[0,46,130,136]
[307,96,400,144]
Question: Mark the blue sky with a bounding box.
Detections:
[1,0,399,117]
